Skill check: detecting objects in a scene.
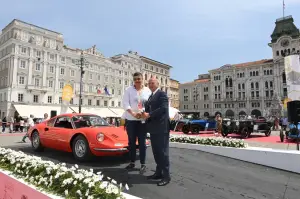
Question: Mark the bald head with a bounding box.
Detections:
[148,77,159,92]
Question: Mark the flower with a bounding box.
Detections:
[169,134,247,148]
[0,147,127,199]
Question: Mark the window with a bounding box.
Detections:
[48,80,53,88]
[89,86,93,93]
[47,96,52,103]
[104,100,108,106]
[20,60,26,69]
[98,75,100,81]
[49,66,54,73]
[33,95,39,103]
[19,76,25,85]
[59,97,62,104]
[60,68,65,75]
[119,79,122,84]
[21,47,26,54]
[50,54,55,60]
[59,82,64,89]
[88,99,92,105]
[70,70,75,77]
[35,63,41,71]
[89,74,92,79]
[18,94,24,102]
[34,78,40,86]
[111,101,115,107]
[54,117,73,129]
[96,100,100,106]
[118,101,121,107]
[118,90,121,95]
[61,57,65,62]
[70,98,73,104]
[36,51,41,57]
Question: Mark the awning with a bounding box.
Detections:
[14,104,78,118]
[81,107,117,118]
[108,108,125,117]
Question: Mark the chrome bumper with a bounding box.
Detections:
[93,148,128,152]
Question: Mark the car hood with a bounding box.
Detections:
[80,126,127,141]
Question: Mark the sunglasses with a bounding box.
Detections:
[133,77,142,81]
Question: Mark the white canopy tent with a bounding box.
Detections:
[13,105,78,118]
[109,108,125,117]
[81,107,117,118]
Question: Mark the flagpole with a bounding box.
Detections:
[283,0,285,18]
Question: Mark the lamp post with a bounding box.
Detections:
[76,51,89,113]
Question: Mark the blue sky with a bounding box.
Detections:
[1,0,300,83]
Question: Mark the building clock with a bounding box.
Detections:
[281,39,290,47]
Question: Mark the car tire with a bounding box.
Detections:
[265,129,271,137]
[182,125,190,134]
[31,131,44,152]
[241,127,249,139]
[279,130,284,142]
[72,135,92,162]
[191,125,200,134]
[222,126,229,137]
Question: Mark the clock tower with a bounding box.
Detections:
[268,15,300,60]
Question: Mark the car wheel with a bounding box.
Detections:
[222,126,229,137]
[31,131,44,152]
[182,125,190,134]
[241,127,249,139]
[191,125,200,134]
[279,130,284,142]
[265,129,271,137]
[72,135,92,162]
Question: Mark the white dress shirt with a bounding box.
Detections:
[27,118,35,127]
[122,86,151,121]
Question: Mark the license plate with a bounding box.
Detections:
[254,125,258,130]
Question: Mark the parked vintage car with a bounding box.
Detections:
[177,117,216,134]
[280,123,300,142]
[222,116,272,138]
[27,113,149,161]
[221,118,239,137]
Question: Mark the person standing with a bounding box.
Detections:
[122,72,151,173]
[215,114,222,137]
[142,77,171,186]
[42,113,49,122]
[1,116,7,133]
[22,114,34,142]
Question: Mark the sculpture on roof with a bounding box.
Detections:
[84,45,103,56]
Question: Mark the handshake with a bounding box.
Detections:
[132,112,150,119]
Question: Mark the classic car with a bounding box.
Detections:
[28,113,149,161]
[179,117,216,134]
[221,118,239,137]
[280,123,300,142]
[223,116,272,138]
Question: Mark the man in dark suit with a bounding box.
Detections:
[142,77,170,186]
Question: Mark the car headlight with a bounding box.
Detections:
[286,127,290,131]
[96,133,104,142]
[227,121,231,125]
[236,122,239,126]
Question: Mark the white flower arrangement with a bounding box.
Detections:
[169,135,248,148]
[0,147,129,199]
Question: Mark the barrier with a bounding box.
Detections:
[0,170,142,199]
[170,142,300,174]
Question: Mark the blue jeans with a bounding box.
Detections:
[126,120,147,164]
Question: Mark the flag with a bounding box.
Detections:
[97,89,101,94]
[104,86,110,95]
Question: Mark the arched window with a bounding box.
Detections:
[255,82,259,89]
[250,72,252,76]
[265,81,268,88]
[225,78,228,87]
[251,82,254,89]
[229,78,233,87]
[282,72,286,83]
[144,74,147,80]
[255,71,259,76]
[267,70,269,75]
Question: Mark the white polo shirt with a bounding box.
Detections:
[122,86,151,121]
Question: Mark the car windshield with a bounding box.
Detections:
[72,115,109,128]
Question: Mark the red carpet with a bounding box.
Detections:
[170,131,297,145]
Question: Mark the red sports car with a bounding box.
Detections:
[28,113,148,161]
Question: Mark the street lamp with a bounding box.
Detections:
[76,51,89,113]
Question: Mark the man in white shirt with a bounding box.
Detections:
[122,72,151,173]
[22,114,35,142]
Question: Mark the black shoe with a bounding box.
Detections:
[125,163,135,170]
[22,139,26,143]
[140,165,146,174]
[157,178,171,186]
[147,173,163,180]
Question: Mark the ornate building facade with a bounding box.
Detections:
[179,15,300,118]
[169,78,180,109]
[0,19,172,118]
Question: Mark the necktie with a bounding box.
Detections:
[148,93,153,101]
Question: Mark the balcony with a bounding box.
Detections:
[75,91,114,98]
[26,85,47,93]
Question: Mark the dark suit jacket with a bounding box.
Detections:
[145,89,170,134]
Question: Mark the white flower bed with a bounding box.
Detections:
[0,147,128,199]
[170,135,247,148]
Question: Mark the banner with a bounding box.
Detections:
[60,84,73,114]
[284,54,300,101]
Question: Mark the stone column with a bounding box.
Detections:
[12,57,18,86]
[43,62,48,87]
[28,59,33,85]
